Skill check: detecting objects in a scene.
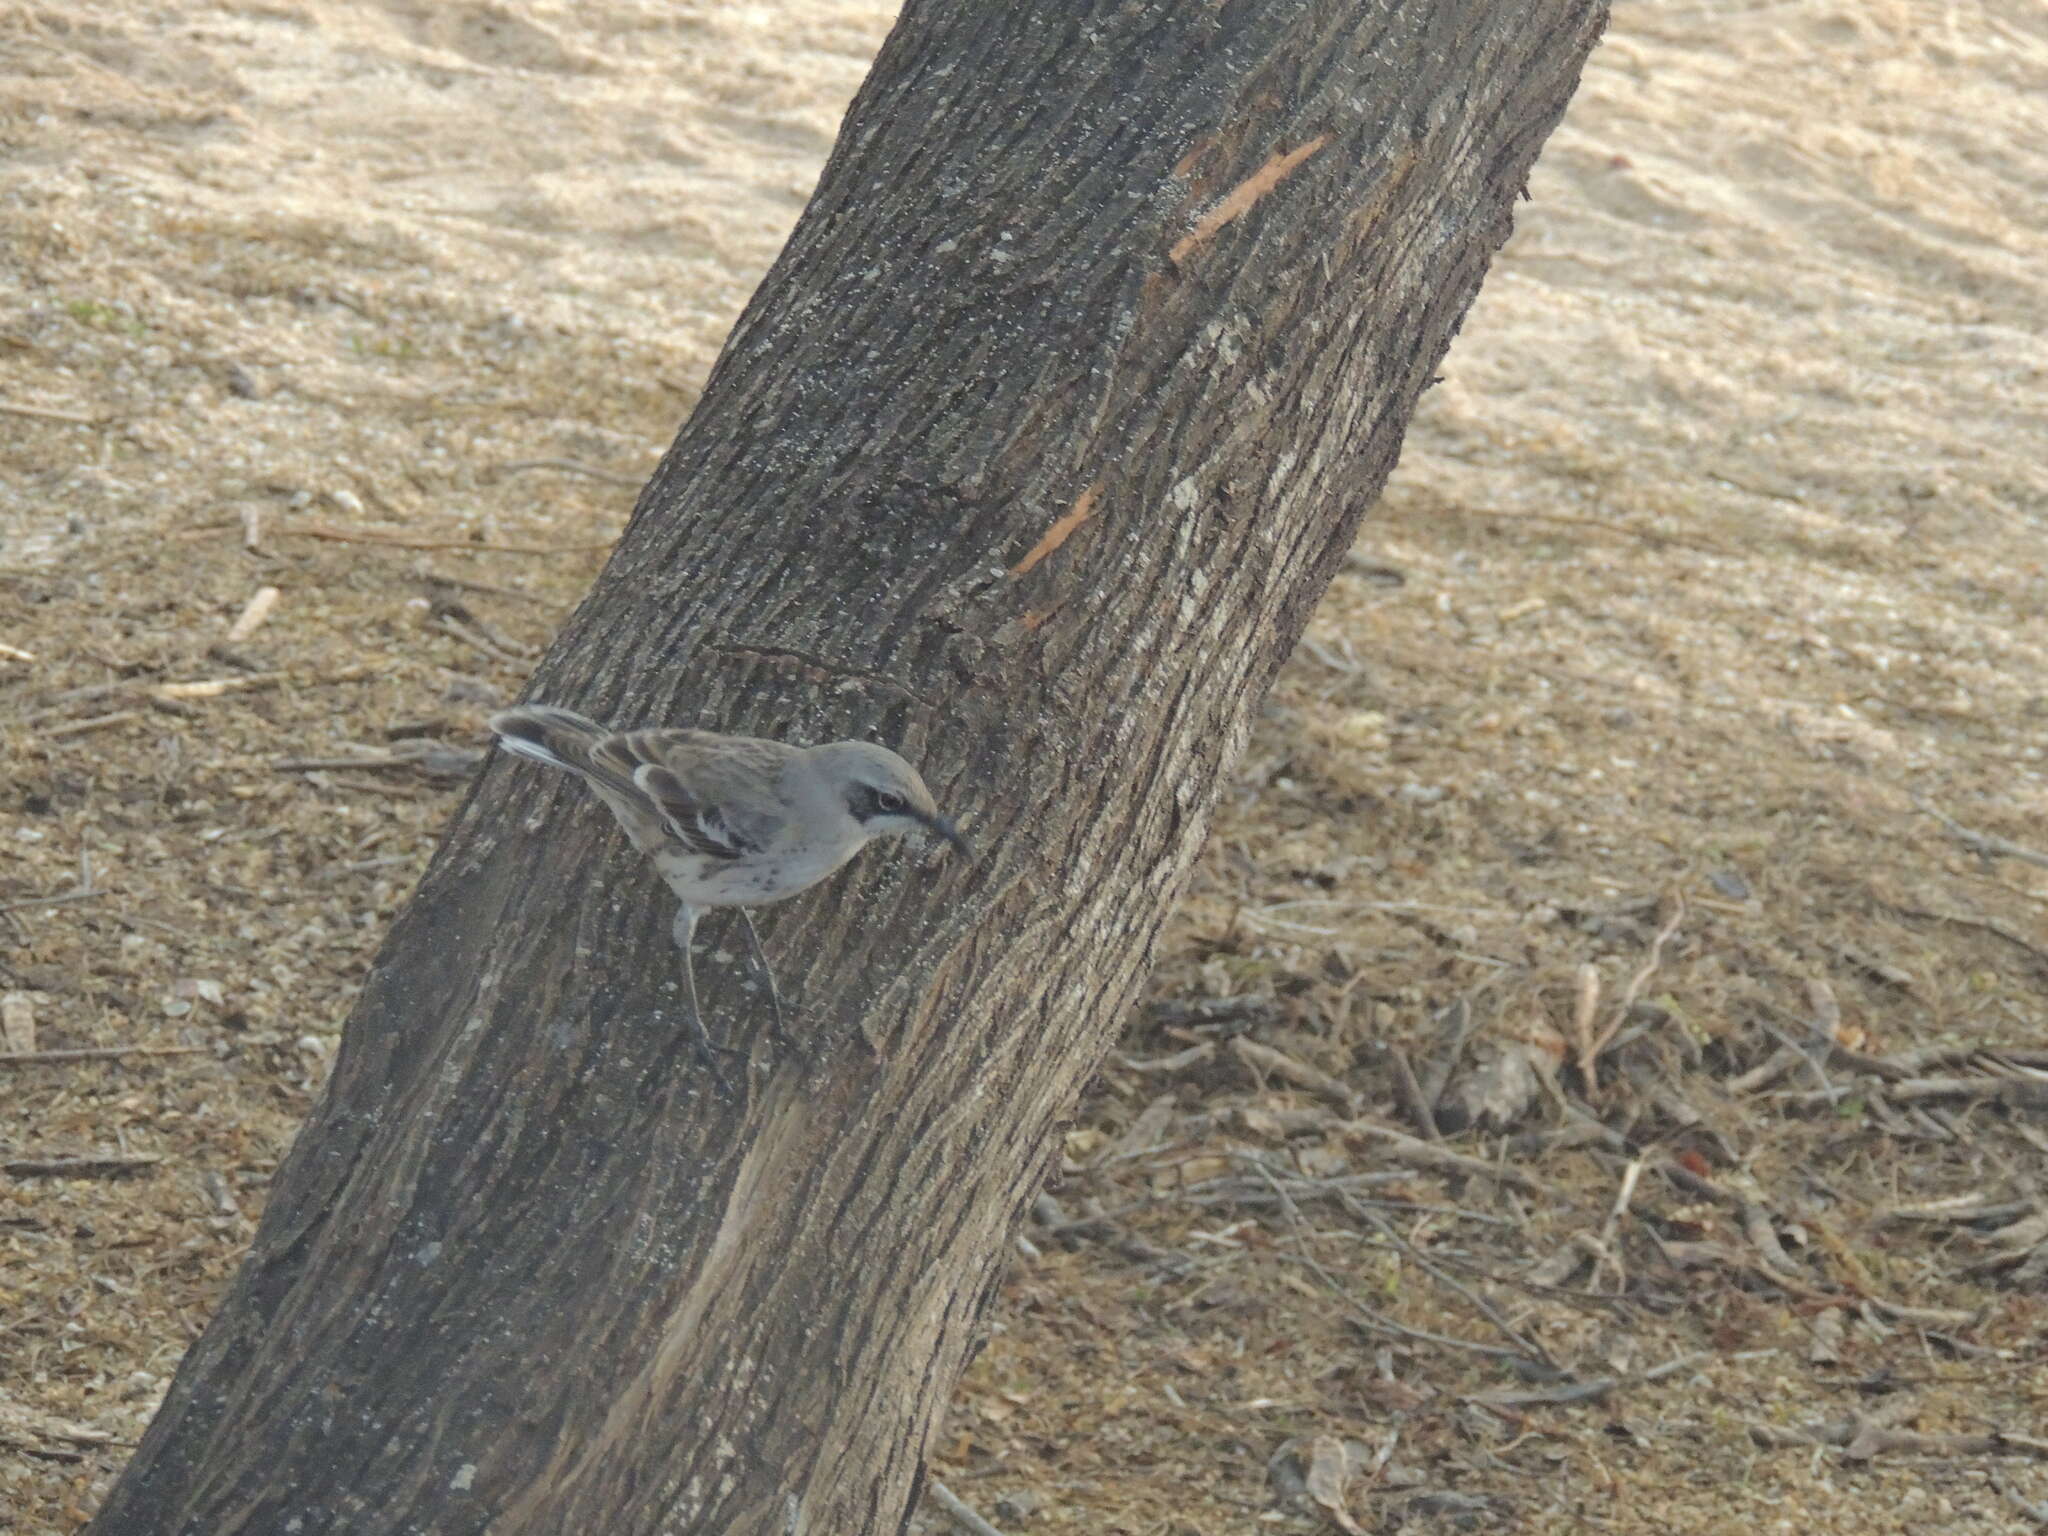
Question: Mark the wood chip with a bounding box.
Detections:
[42,710,142,738]
[1097,1093,1179,1167]
[152,672,288,700]
[1,991,35,1054]
[1113,1041,1215,1073]
[225,585,281,642]
[1303,1434,1369,1535]
[1807,1307,1845,1365]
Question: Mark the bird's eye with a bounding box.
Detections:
[873,790,906,816]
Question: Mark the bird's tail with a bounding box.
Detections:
[489,704,612,780]
[490,704,666,852]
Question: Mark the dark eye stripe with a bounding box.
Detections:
[848,784,901,821]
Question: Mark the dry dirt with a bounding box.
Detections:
[4,2,2047,1532]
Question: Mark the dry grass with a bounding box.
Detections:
[4,2,2047,1531]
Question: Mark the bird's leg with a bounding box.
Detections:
[670,903,736,1096]
[732,908,800,1059]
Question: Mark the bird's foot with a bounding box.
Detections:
[730,909,807,1065]
[688,1033,750,1101]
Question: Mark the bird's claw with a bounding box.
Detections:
[689,1036,749,1100]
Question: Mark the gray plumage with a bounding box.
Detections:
[490,703,966,1091]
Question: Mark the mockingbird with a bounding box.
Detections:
[490,703,967,1091]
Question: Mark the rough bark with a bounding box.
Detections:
[90,1,1605,1531]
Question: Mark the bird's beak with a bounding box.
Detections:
[921,812,971,858]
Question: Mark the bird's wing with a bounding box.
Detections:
[591,730,785,861]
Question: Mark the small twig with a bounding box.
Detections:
[1914,795,2048,872]
[314,855,415,884]
[274,753,408,774]
[1334,1186,1555,1366]
[5,1153,164,1178]
[1276,1249,1537,1365]
[1580,892,1685,1095]
[491,457,646,487]
[1739,1200,1802,1278]
[152,671,290,700]
[0,1044,208,1066]
[1885,1077,2048,1109]
[41,710,142,739]
[1751,1413,2048,1462]
[1148,994,1277,1030]
[1417,995,1483,1111]
[286,522,613,555]
[1173,1177,1514,1227]
[419,570,550,604]
[1609,891,1684,1027]
[1656,1200,1984,1325]
[1230,1036,1358,1112]
[0,888,102,919]
[273,743,482,777]
[1595,1158,1644,1288]
[1246,898,1518,930]
[1337,1117,1556,1198]
[1884,901,2048,968]
[0,399,104,426]
[1994,1469,2048,1525]
[1113,1042,1215,1074]
[1879,1195,2035,1227]
[109,910,201,941]
[1387,1046,1441,1140]
[1877,1043,1987,1075]
[1727,1043,1804,1096]
[17,680,140,722]
[1465,1350,1707,1410]
[1569,964,1602,1095]
[1752,1012,1844,1103]
[926,1480,1008,1536]
[1259,1167,1537,1366]
[435,612,530,666]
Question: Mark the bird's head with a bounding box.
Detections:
[813,742,969,857]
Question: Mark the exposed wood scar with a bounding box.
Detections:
[1347,146,1421,239]
[1171,136,1216,179]
[1169,133,1333,268]
[1009,482,1102,578]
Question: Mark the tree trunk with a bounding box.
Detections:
[90,2,1605,1531]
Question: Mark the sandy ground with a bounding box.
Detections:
[4,1,2047,1531]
